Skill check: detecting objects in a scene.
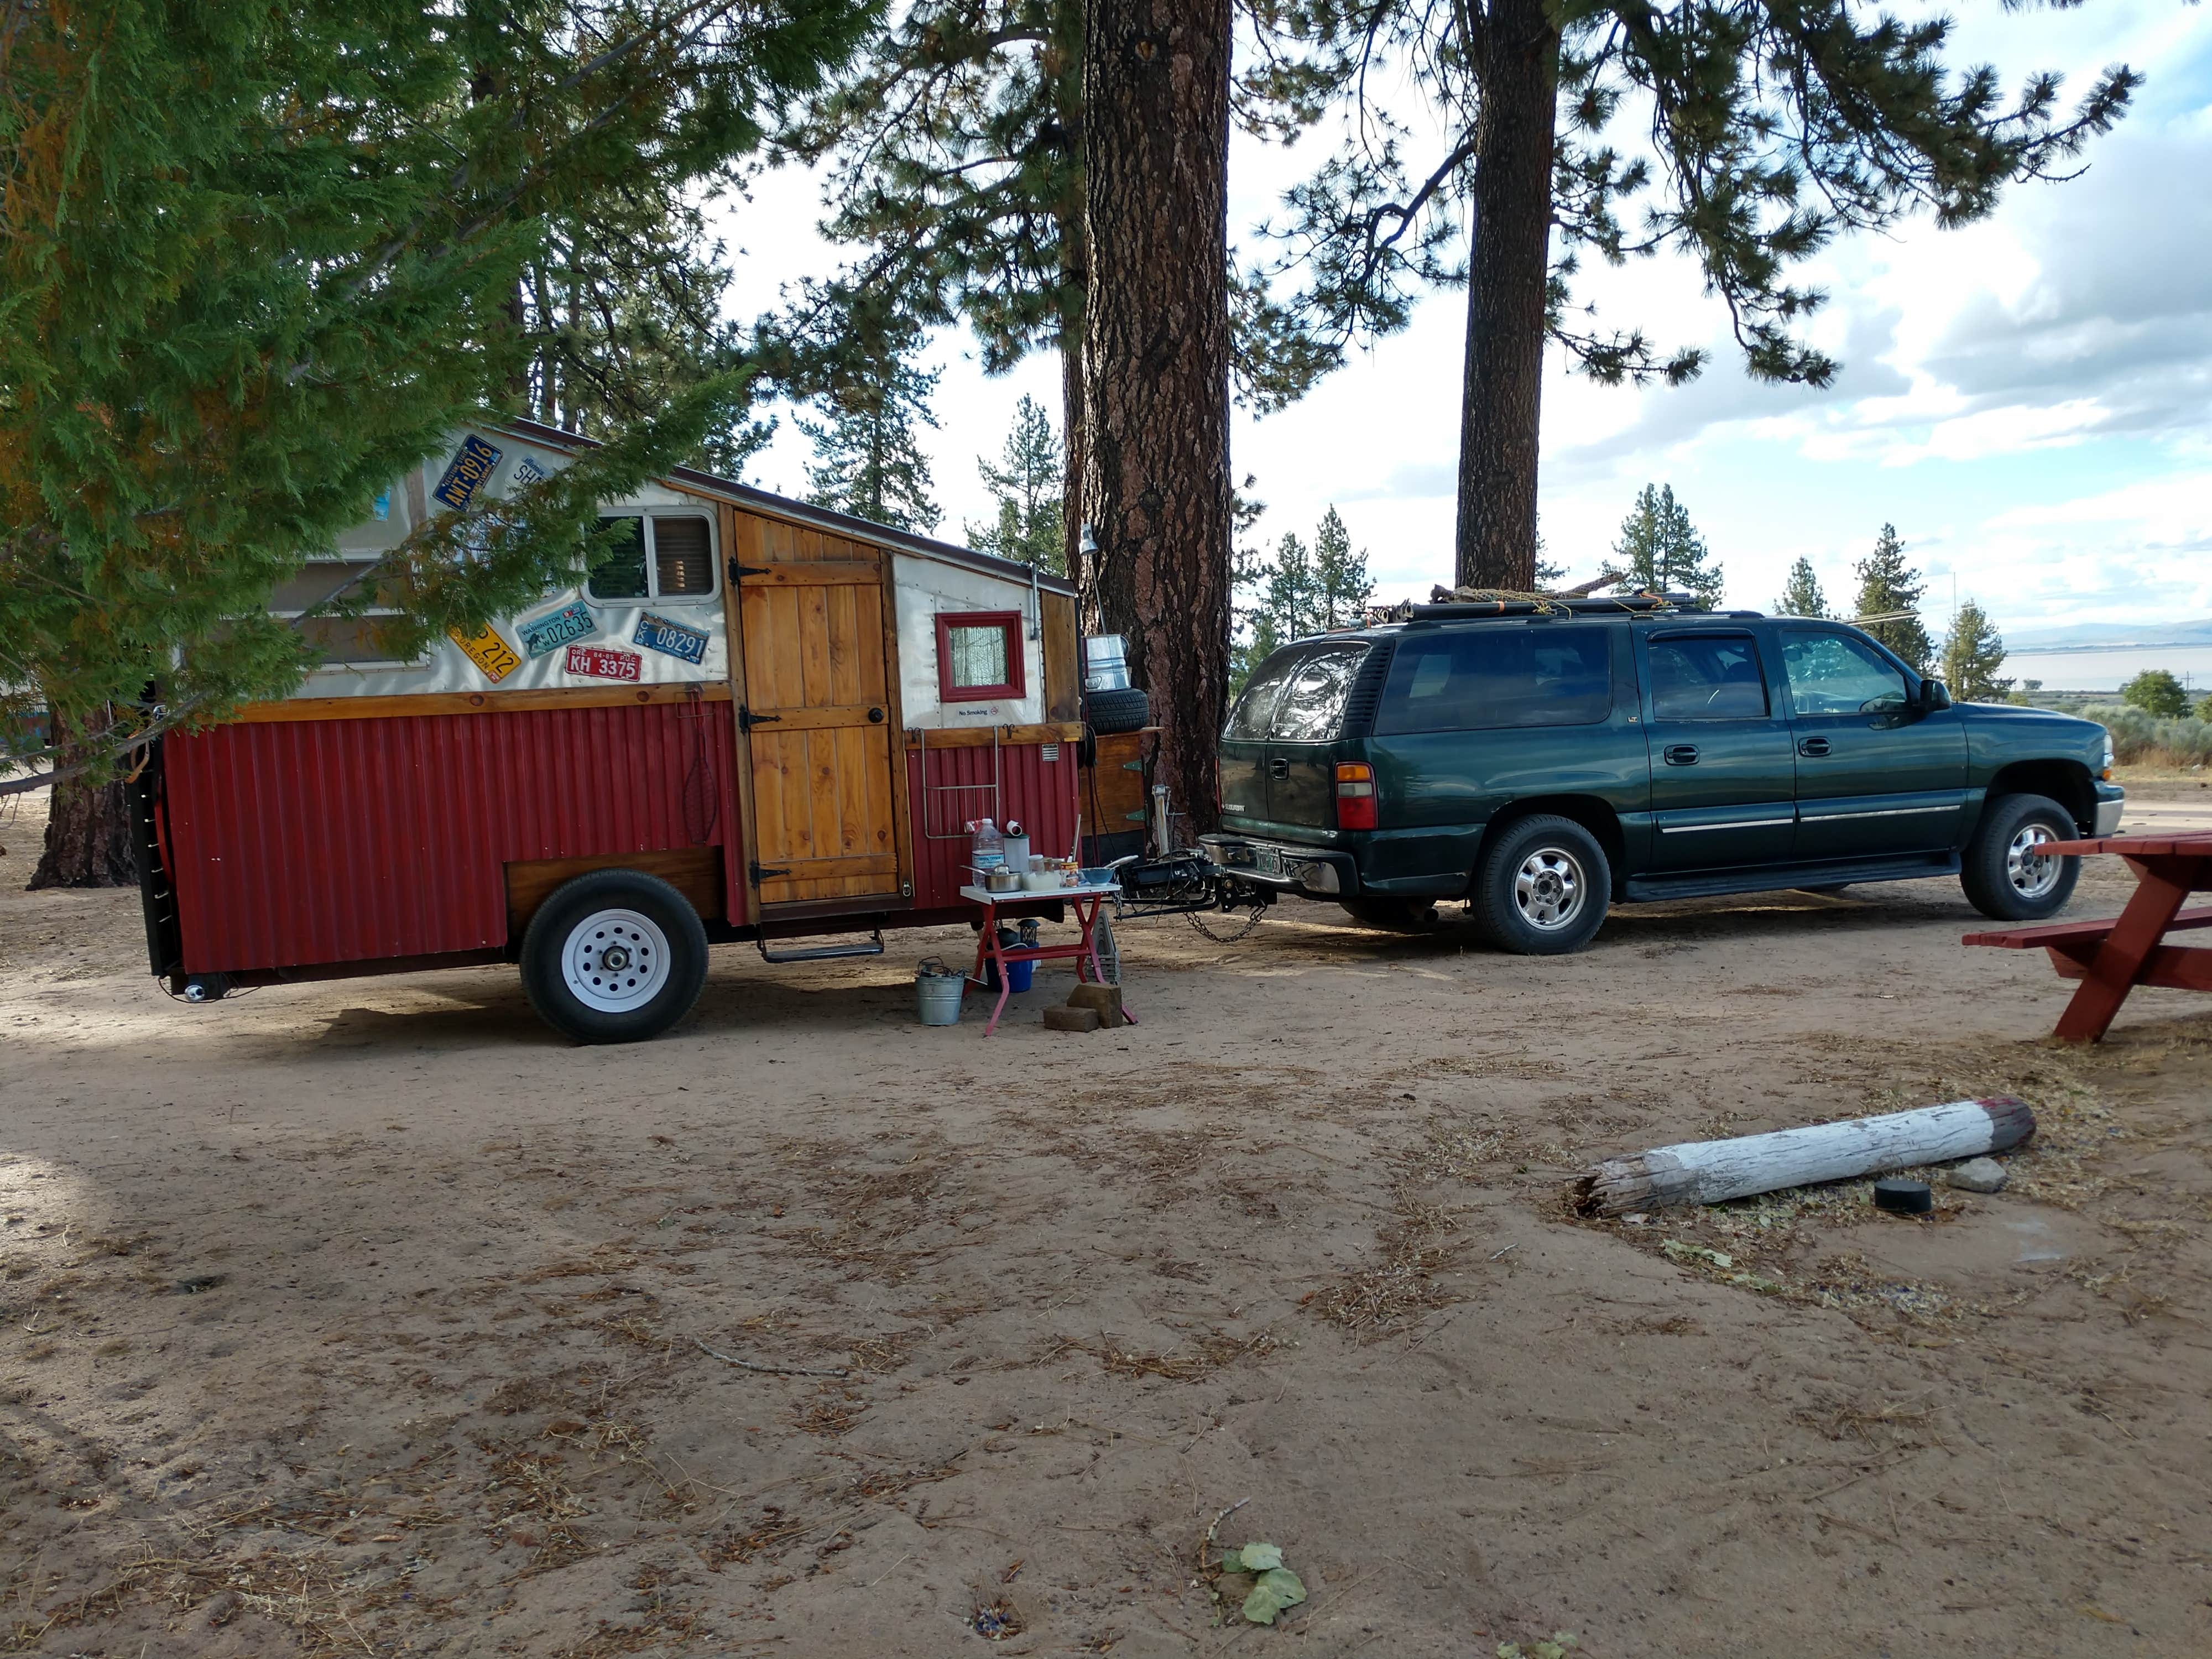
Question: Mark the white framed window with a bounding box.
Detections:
[272,560,426,669]
[587,512,718,604]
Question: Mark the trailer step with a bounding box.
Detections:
[755,928,886,964]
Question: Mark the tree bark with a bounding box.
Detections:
[1079,0,1233,836]
[1454,0,1561,592]
[28,706,137,890]
[1058,320,1086,585]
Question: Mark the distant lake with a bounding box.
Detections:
[2002,645,2212,695]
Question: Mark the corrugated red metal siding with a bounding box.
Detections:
[163,702,743,973]
[904,737,1080,909]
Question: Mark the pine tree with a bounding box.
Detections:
[1774,557,1829,619]
[1852,526,1934,675]
[1254,5,2137,588]
[1941,600,2012,702]
[0,0,873,882]
[1613,486,1723,609]
[1261,533,1323,645]
[968,395,1065,572]
[799,343,943,533]
[1312,508,1374,630]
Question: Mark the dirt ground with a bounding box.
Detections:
[2,782,2209,1658]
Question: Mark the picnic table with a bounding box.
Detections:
[960,882,1135,1037]
[1963,832,2212,1041]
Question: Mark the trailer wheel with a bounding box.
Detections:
[520,869,709,1044]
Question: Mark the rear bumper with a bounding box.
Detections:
[2093,784,2125,838]
[1201,834,1356,896]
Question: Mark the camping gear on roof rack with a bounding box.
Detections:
[1406,592,1698,621]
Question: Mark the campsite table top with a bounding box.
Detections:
[1963,831,2212,1042]
[959,883,1134,1037]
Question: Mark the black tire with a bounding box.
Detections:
[520,869,710,1044]
[1471,815,1611,956]
[1338,897,1438,932]
[1961,792,2080,922]
[1084,685,1150,735]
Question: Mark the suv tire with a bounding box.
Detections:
[1472,815,1611,956]
[1338,897,1438,932]
[1961,792,2079,922]
[1084,686,1150,735]
[521,868,711,1044]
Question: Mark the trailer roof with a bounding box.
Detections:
[490,418,1080,598]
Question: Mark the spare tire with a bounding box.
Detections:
[1085,685,1150,735]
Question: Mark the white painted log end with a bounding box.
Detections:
[1572,1095,2036,1217]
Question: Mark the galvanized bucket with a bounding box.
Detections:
[1082,634,1130,691]
[915,958,966,1026]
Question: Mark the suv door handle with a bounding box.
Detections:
[1663,744,1699,766]
[1268,758,1289,780]
[1797,736,1832,758]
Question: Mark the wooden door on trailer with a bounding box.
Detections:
[733,520,904,905]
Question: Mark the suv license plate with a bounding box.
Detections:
[1253,846,1284,878]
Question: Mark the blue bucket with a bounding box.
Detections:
[1005,957,1035,993]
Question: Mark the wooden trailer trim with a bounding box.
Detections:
[234,683,732,723]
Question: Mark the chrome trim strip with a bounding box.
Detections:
[1659,817,1795,834]
[1798,805,1957,822]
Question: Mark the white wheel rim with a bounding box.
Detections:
[561,907,672,1013]
[1514,847,1585,931]
[2006,824,2061,899]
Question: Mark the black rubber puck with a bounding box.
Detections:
[1874,1178,1933,1215]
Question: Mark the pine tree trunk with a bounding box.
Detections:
[1453,0,1560,592]
[1060,333,1086,583]
[28,706,137,890]
[1079,0,1233,836]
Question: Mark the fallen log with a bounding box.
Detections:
[1572,1096,2036,1217]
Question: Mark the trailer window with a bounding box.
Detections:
[588,514,716,603]
[273,559,425,667]
[937,611,1025,701]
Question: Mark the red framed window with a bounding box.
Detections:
[936,610,1025,701]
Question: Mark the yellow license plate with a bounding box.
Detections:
[447,623,519,682]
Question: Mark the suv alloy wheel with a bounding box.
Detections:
[1960,792,2080,922]
[1472,815,1612,955]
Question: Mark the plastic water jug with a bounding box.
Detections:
[968,817,1005,874]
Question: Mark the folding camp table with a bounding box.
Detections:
[960,882,1135,1037]
[1963,832,2212,1042]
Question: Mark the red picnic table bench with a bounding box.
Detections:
[1963,832,2212,1042]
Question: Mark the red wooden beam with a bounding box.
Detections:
[1963,906,2212,951]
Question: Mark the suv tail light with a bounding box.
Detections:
[1334,761,1377,831]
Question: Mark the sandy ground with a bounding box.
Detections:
[2,782,2210,1658]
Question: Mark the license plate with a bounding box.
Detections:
[1253,846,1284,878]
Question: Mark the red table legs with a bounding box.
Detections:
[2054,859,2190,1042]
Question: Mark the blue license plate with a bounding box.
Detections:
[519,601,596,658]
[634,610,708,665]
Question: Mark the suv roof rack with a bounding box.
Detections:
[1400,592,1701,623]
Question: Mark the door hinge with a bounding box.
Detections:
[749,862,790,885]
[739,706,781,733]
[728,558,771,581]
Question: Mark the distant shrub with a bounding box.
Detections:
[2198,693,2212,723]
[2084,703,2212,769]
[2120,669,2190,717]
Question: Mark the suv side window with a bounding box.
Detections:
[1375,625,1611,734]
[1647,633,1770,720]
[1271,644,1371,742]
[1781,629,1909,717]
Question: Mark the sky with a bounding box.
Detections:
[722,1,2212,643]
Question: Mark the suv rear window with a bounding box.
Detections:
[1375,625,1611,734]
[1225,643,1372,742]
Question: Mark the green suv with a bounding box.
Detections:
[1201,601,2124,954]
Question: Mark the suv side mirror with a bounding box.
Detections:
[1919,678,1953,711]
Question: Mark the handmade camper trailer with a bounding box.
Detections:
[131,419,1095,1041]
